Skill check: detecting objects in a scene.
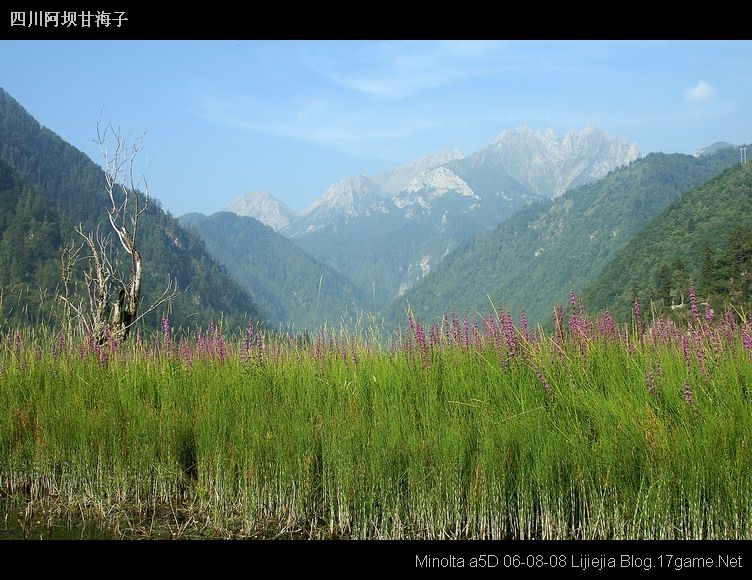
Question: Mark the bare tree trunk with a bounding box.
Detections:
[58,124,179,346]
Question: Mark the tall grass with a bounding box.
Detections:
[1,298,751,538]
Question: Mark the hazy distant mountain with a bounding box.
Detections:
[298,175,388,225]
[225,191,298,232]
[179,211,367,330]
[283,126,640,308]
[386,147,740,328]
[370,149,465,197]
[693,141,735,158]
[449,126,640,199]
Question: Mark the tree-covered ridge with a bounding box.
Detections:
[0,87,262,331]
[0,158,67,325]
[179,212,368,330]
[584,161,752,321]
[386,149,740,328]
[700,226,752,311]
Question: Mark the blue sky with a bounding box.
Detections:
[1,40,750,215]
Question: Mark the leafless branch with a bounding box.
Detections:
[58,124,180,346]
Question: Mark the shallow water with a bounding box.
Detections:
[0,516,115,539]
[0,496,236,539]
[1,498,125,540]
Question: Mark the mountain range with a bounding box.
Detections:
[2,84,747,337]
[386,147,741,328]
[225,126,639,308]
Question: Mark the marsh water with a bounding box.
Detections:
[0,498,119,539]
[0,496,207,539]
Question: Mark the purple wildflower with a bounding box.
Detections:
[501,311,516,356]
[598,310,615,339]
[520,311,530,342]
[569,288,577,309]
[183,343,192,368]
[486,316,502,355]
[742,326,752,357]
[96,343,107,365]
[689,286,699,320]
[634,299,643,337]
[428,323,440,348]
[535,368,554,399]
[704,302,714,324]
[451,312,461,345]
[414,321,426,350]
[162,316,171,353]
[724,309,737,345]
[694,332,707,375]
[217,335,226,363]
[684,379,694,404]
[681,334,691,369]
[645,370,656,394]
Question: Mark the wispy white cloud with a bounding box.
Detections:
[685,80,715,102]
[192,90,441,156]
[299,41,514,100]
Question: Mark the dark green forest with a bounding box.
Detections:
[0,87,261,332]
[584,162,752,320]
[0,158,66,324]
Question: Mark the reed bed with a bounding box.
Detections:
[1,295,751,539]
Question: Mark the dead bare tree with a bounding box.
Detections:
[58,124,180,345]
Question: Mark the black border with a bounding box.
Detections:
[1,5,743,40]
[4,539,751,576]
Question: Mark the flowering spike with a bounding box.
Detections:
[689,286,699,320]
[645,370,655,394]
[634,299,642,337]
[162,316,171,353]
[520,311,529,342]
[535,368,554,399]
[684,379,694,404]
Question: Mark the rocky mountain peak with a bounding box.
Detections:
[482,126,640,197]
[302,175,381,218]
[225,191,298,232]
[372,149,465,197]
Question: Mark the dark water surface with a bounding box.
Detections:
[1,501,116,539]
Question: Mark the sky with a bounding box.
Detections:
[1,40,751,216]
